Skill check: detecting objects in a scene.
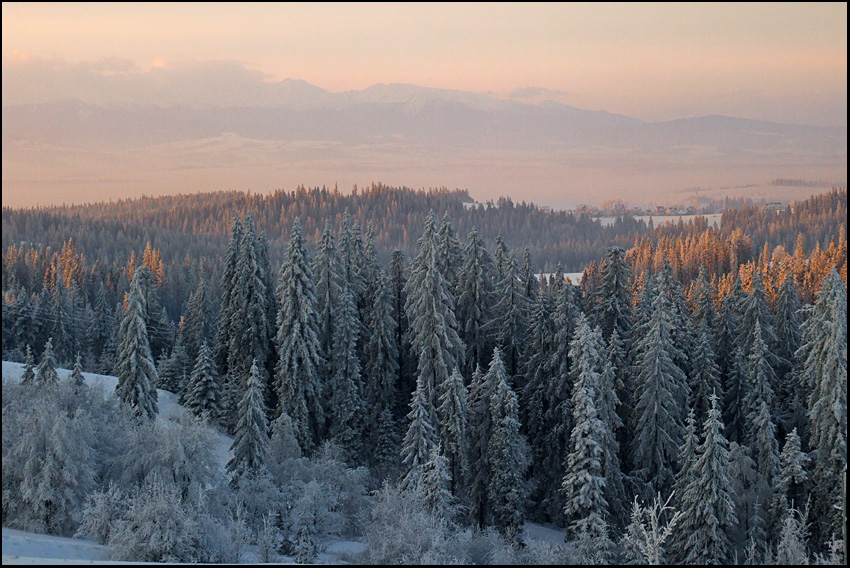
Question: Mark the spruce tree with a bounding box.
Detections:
[457,227,497,378]
[797,268,846,544]
[630,275,687,498]
[275,218,325,455]
[21,344,36,385]
[689,320,723,423]
[228,213,272,391]
[114,267,159,419]
[521,290,556,503]
[184,341,221,422]
[388,249,413,419]
[400,374,439,491]
[438,368,469,500]
[770,427,809,543]
[227,359,270,479]
[490,247,529,379]
[70,354,85,388]
[677,394,736,564]
[467,354,503,528]
[363,270,400,437]
[437,211,463,300]
[561,315,610,541]
[327,283,364,462]
[487,347,529,543]
[595,246,633,342]
[313,220,340,382]
[404,211,464,430]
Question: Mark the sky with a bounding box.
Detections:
[2,2,846,123]
[1,3,846,208]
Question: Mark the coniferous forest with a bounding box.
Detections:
[2,186,847,564]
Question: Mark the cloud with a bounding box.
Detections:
[1,55,280,108]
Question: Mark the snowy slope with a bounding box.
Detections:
[2,360,565,564]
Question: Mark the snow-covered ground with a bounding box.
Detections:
[2,360,566,564]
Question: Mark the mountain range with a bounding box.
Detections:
[2,79,846,208]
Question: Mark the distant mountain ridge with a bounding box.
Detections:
[3,88,844,155]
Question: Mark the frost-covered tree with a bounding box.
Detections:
[689,320,722,423]
[796,268,846,544]
[619,493,683,566]
[675,394,736,564]
[437,212,463,300]
[539,282,581,522]
[467,362,496,527]
[690,265,718,346]
[404,211,464,428]
[438,368,469,499]
[595,246,633,342]
[274,218,325,454]
[490,247,529,379]
[35,337,61,387]
[562,315,611,542]
[738,272,780,369]
[327,283,364,462]
[184,341,221,422]
[363,270,399,436]
[228,213,272,391]
[70,354,85,388]
[227,359,270,478]
[521,290,556,504]
[774,273,806,436]
[630,276,687,498]
[21,344,36,385]
[312,220,339,382]
[486,347,529,543]
[420,445,456,524]
[770,428,809,542]
[400,374,439,491]
[457,227,497,378]
[114,267,158,419]
[519,245,538,303]
[774,504,811,566]
[180,279,214,365]
[388,249,413,419]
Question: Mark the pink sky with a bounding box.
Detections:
[2,2,846,122]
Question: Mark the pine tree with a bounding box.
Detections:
[363,270,400,437]
[312,220,339,378]
[228,213,272,392]
[437,212,463,300]
[216,215,242,375]
[689,319,723,423]
[519,245,538,303]
[227,359,270,478]
[796,268,846,544]
[400,374,439,491]
[70,354,85,388]
[595,246,633,342]
[521,290,556,503]
[404,211,464,430]
[420,445,456,524]
[561,315,610,541]
[770,428,809,542]
[388,249,413,420]
[437,368,469,500]
[630,276,687,498]
[181,279,213,365]
[21,344,36,385]
[490,247,528,379]
[467,363,495,527]
[327,283,364,462]
[457,227,497,378]
[275,218,325,455]
[540,282,581,522]
[487,347,529,543]
[184,341,221,422]
[774,273,806,437]
[676,394,736,564]
[114,267,159,419]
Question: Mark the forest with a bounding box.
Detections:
[1,186,847,564]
